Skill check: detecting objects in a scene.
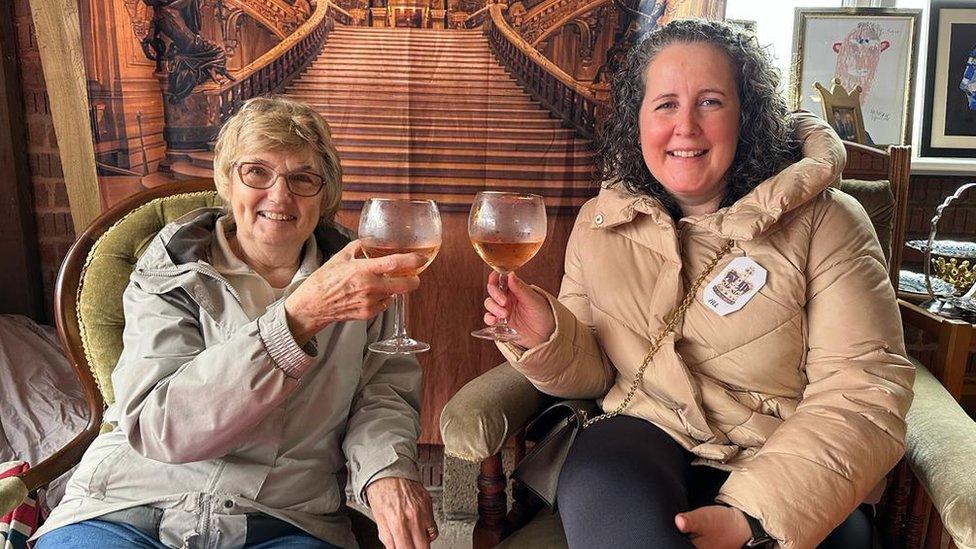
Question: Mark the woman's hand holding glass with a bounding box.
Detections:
[283,240,426,346]
[359,198,442,354]
[482,270,556,349]
[469,191,548,342]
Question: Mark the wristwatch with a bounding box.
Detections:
[743,513,774,548]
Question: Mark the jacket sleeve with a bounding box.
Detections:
[497,213,616,399]
[716,191,915,548]
[112,281,315,464]
[343,307,423,506]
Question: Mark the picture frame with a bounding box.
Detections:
[790,8,921,147]
[815,78,869,144]
[920,1,976,158]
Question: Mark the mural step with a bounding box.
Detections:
[321,50,496,62]
[322,113,562,129]
[165,150,215,168]
[331,133,589,151]
[295,77,522,91]
[168,161,217,179]
[324,41,492,52]
[309,58,506,70]
[288,83,528,97]
[141,171,180,188]
[327,36,488,45]
[336,145,594,165]
[340,159,594,180]
[328,27,484,35]
[308,102,551,118]
[325,33,487,41]
[327,122,576,140]
[329,26,487,39]
[299,74,520,87]
[300,95,549,108]
[340,173,596,196]
[306,63,510,76]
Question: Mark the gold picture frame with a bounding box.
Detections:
[815,78,868,144]
[790,8,921,146]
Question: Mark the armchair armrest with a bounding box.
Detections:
[905,362,976,549]
[0,474,28,517]
[440,362,548,462]
[898,299,973,399]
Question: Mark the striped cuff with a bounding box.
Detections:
[258,301,315,379]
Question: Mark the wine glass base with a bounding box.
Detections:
[368,337,430,355]
[471,325,520,342]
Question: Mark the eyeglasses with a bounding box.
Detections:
[235,162,325,197]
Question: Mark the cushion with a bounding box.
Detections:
[0,462,37,549]
[838,178,894,265]
[440,363,548,462]
[77,191,223,404]
[905,362,976,549]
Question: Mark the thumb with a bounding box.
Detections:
[339,239,362,260]
[674,511,696,534]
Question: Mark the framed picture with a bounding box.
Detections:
[790,8,921,147]
[815,78,869,144]
[920,1,976,158]
[831,106,861,141]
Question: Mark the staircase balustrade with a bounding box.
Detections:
[517,0,609,46]
[462,5,491,28]
[222,0,309,38]
[214,0,344,124]
[485,4,601,139]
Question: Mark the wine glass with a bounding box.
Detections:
[469,191,547,342]
[359,198,442,354]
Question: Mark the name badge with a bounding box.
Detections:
[701,256,767,316]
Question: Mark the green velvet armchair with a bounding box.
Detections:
[440,144,976,549]
[0,179,381,547]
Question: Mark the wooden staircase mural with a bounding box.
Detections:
[152,25,597,207]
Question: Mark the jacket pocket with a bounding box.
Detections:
[87,443,132,499]
[295,472,342,515]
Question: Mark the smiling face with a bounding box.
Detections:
[638,42,741,215]
[229,148,323,259]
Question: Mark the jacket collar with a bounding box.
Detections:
[134,207,352,291]
[592,112,846,242]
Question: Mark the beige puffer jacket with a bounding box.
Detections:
[498,113,914,548]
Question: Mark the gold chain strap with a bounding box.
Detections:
[582,239,735,429]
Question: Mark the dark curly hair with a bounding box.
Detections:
[598,19,801,218]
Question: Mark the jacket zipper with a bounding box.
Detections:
[139,264,244,307]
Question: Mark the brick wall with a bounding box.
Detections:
[13,0,75,320]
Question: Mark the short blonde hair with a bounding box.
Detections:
[213,96,342,221]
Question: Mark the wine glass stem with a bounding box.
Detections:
[497,270,511,329]
[392,293,408,341]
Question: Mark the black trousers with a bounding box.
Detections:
[556,416,872,549]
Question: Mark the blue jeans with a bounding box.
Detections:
[34,519,341,549]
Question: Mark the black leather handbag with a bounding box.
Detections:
[512,399,599,507]
[509,240,734,510]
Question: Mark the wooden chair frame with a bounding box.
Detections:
[13,179,215,494]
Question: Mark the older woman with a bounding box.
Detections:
[33,96,436,549]
[481,20,914,549]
